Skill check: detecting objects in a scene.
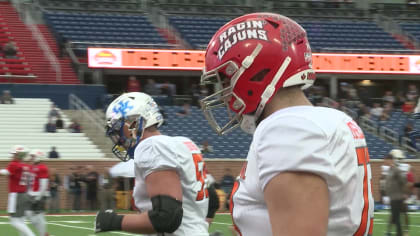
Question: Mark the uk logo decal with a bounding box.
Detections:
[113,100,134,117]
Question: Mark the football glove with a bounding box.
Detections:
[95,209,124,233]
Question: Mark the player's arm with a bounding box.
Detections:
[264,171,329,236]
[37,167,49,199]
[95,170,183,234]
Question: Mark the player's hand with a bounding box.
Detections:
[95,209,124,233]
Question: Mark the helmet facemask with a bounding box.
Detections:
[200,60,247,135]
[200,43,263,135]
[106,115,145,162]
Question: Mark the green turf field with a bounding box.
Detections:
[0,212,419,235]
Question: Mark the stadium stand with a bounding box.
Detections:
[37,0,143,13]
[400,22,420,42]
[157,104,406,159]
[160,105,252,159]
[0,98,105,159]
[167,15,406,50]
[43,11,168,53]
[0,2,79,84]
[0,4,34,81]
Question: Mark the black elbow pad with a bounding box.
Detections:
[148,195,183,233]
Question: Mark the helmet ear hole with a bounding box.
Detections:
[248,90,253,96]
[266,19,279,29]
[250,68,270,82]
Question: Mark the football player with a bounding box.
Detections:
[382,149,411,236]
[27,149,50,236]
[200,13,374,236]
[0,145,35,236]
[95,92,209,235]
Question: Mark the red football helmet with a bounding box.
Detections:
[200,12,315,135]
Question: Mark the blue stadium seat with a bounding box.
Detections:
[168,16,407,50]
[44,12,168,47]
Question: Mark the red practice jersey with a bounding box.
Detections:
[30,163,49,192]
[7,160,31,193]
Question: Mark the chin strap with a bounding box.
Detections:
[239,56,291,134]
[254,56,291,122]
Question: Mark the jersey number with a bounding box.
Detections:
[354,147,373,236]
[192,153,208,201]
[19,171,32,186]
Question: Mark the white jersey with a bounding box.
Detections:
[133,135,209,236]
[231,106,374,236]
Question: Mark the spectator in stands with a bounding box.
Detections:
[220,168,235,196]
[48,105,59,120]
[48,146,60,159]
[380,111,390,120]
[49,169,61,213]
[406,84,418,102]
[402,100,415,114]
[68,119,81,133]
[347,86,360,106]
[55,113,64,129]
[358,87,370,106]
[175,102,191,117]
[83,165,99,210]
[99,167,115,210]
[143,79,160,95]
[380,102,393,124]
[199,140,214,153]
[394,92,406,109]
[357,103,370,121]
[127,76,141,92]
[370,102,383,118]
[3,41,18,59]
[45,119,57,133]
[383,90,396,104]
[160,80,175,97]
[0,90,14,104]
[160,80,175,105]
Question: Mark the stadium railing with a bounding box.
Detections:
[379,126,399,144]
[68,93,113,158]
[69,93,105,133]
[359,116,379,134]
[26,13,62,82]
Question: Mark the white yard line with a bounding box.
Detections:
[212,222,232,226]
[373,222,420,228]
[47,222,140,236]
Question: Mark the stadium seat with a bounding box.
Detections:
[168,16,406,51]
[44,11,169,51]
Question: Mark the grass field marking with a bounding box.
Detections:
[374,212,420,215]
[49,220,91,224]
[212,222,233,226]
[373,222,420,228]
[47,222,140,236]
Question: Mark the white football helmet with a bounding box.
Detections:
[389,149,405,161]
[105,92,164,161]
[10,145,29,159]
[29,149,46,163]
